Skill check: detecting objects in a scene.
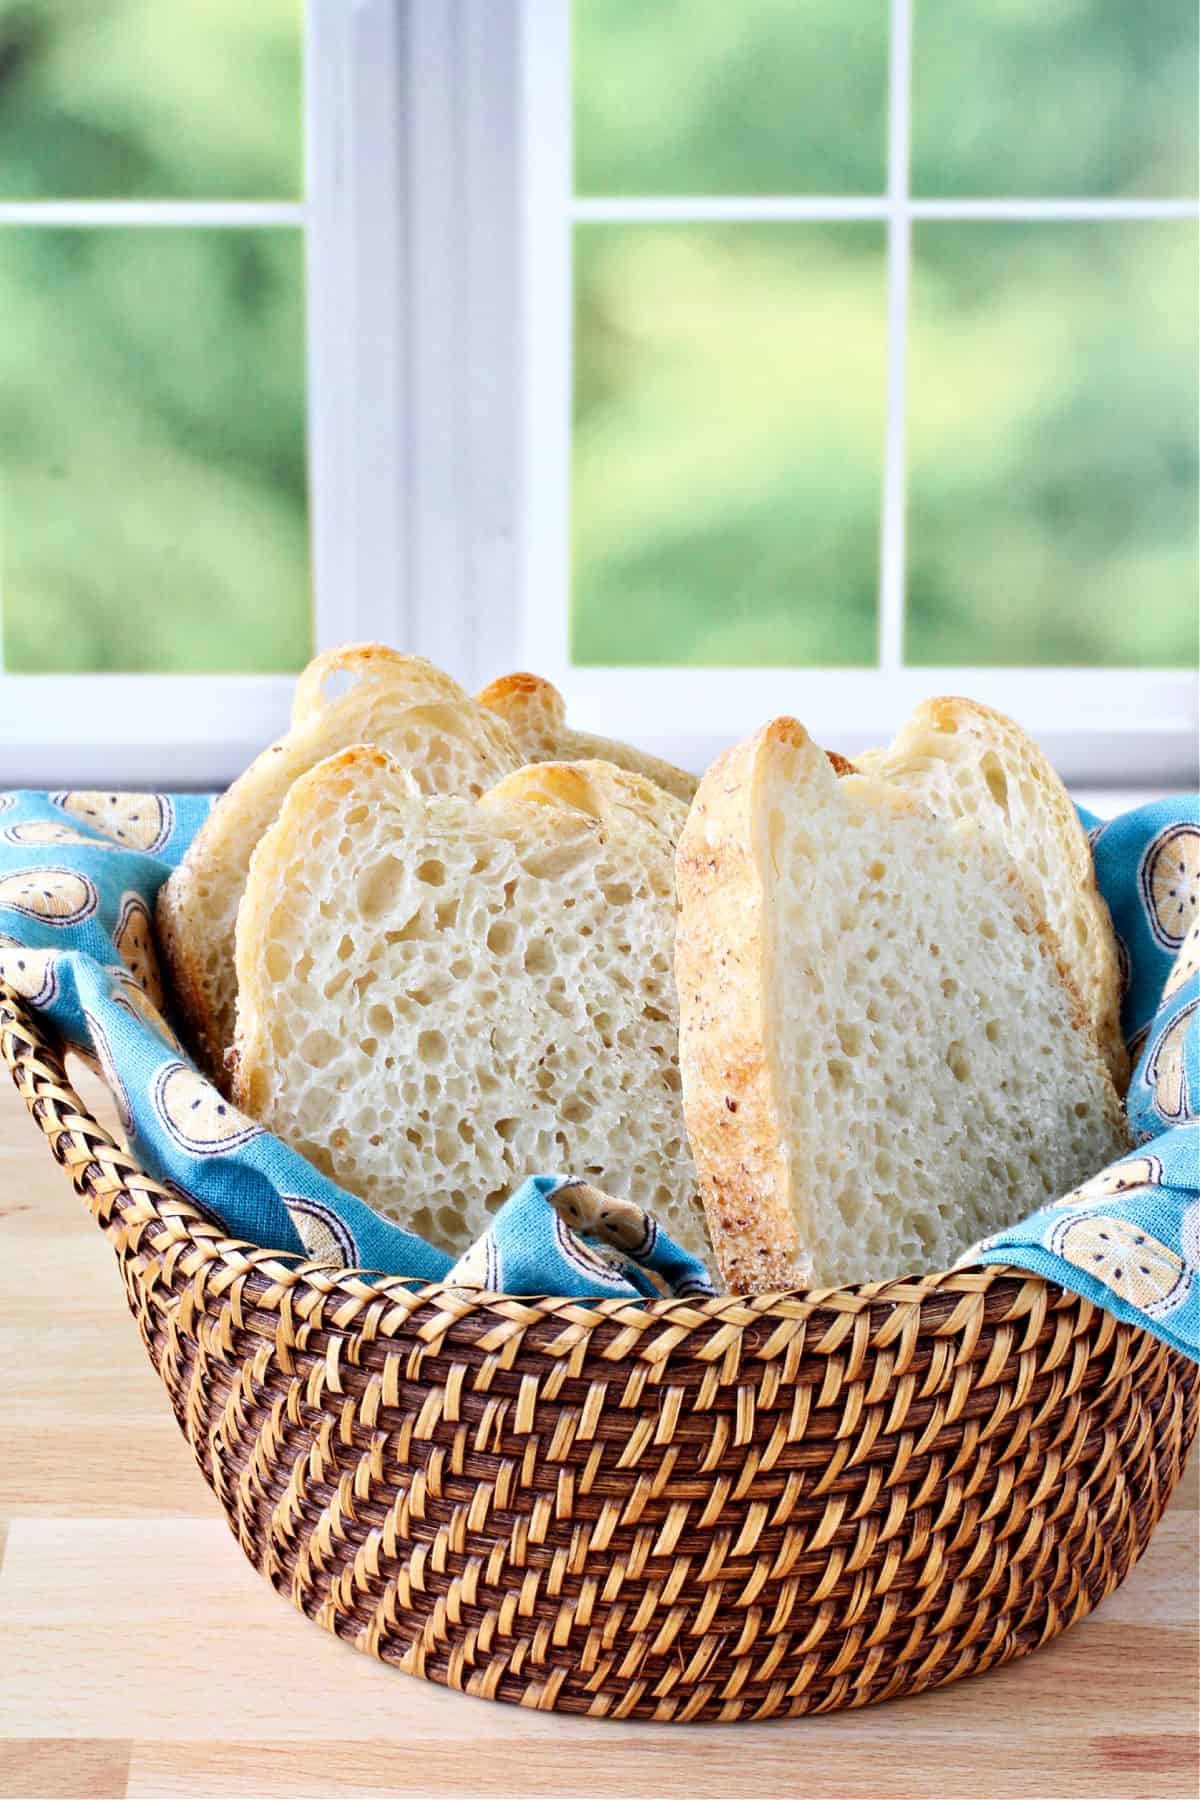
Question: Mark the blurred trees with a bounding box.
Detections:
[0,1,1194,673]
[0,0,301,199]
[0,0,307,673]
[573,0,1198,668]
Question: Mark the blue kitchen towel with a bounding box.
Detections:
[957,796,1198,1359]
[0,784,1195,1347]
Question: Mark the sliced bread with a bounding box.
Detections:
[231,748,708,1262]
[675,718,1130,1294]
[477,671,698,803]
[855,698,1127,1088]
[156,646,524,1078]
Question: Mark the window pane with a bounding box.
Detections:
[573,0,888,196]
[906,221,1198,667]
[912,0,1199,198]
[572,224,886,666]
[0,0,302,200]
[0,228,311,674]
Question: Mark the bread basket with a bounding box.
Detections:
[4,977,1195,1723]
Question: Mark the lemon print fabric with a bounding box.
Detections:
[108,970,182,1052]
[84,1009,134,1138]
[1,820,107,849]
[0,867,98,927]
[52,790,175,855]
[0,934,59,1006]
[551,1211,633,1285]
[445,1231,502,1290]
[114,893,166,1009]
[1091,799,1200,1049]
[484,1174,716,1299]
[552,1178,658,1255]
[1164,916,1200,1002]
[954,1230,1008,1267]
[152,1062,262,1156]
[1056,1153,1165,1210]
[1046,1212,1191,1319]
[283,1195,356,1267]
[1143,1003,1197,1124]
[1140,823,1200,951]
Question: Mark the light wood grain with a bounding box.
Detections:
[1,1068,1196,1800]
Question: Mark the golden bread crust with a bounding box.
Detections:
[674,720,817,1294]
[155,875,225,1084]
[477,672,698,804]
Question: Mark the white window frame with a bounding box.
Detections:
[0,0,1196,788]
[0,0,525,785]
[521,0,1199,787]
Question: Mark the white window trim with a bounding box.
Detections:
[518,0,1199,786]
[307,0,524,687]
[0,0,1196,787]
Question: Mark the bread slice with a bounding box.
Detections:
[157,645,523,1079]
[477,672,698,804]
[675,718,1130,1294]
[231,748,708,1263]
[855,699,1127,1089]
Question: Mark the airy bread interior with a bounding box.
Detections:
[855,698,1127,1088]
[477,672,698,804]
[675,718,1130,1293]
[156,646,523,1078]
[232,748,707,1263]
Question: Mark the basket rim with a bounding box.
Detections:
[1,975,1089,1347]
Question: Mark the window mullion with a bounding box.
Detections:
[519,0,574,680]
[306,0,410,656]
[309,0,523,686]
[878,0,914,674]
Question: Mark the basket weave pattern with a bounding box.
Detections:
[4,980,1196,1723]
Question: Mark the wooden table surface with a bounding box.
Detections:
[1,1067,1197,1800]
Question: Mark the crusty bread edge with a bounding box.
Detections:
[915,697,1127,1088]
[155,872,228,1087]
[871,696,1129,1091]
[675,718,816,1294]
[475,670,567,729]
[480,756,686,850]
[477,670,700,805]
[291,643,453,730]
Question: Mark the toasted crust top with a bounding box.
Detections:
[477,672,699,805]
[291,644,463,729]
[475,671,568,732]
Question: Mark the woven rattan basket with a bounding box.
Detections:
[4,977,1196,1723]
